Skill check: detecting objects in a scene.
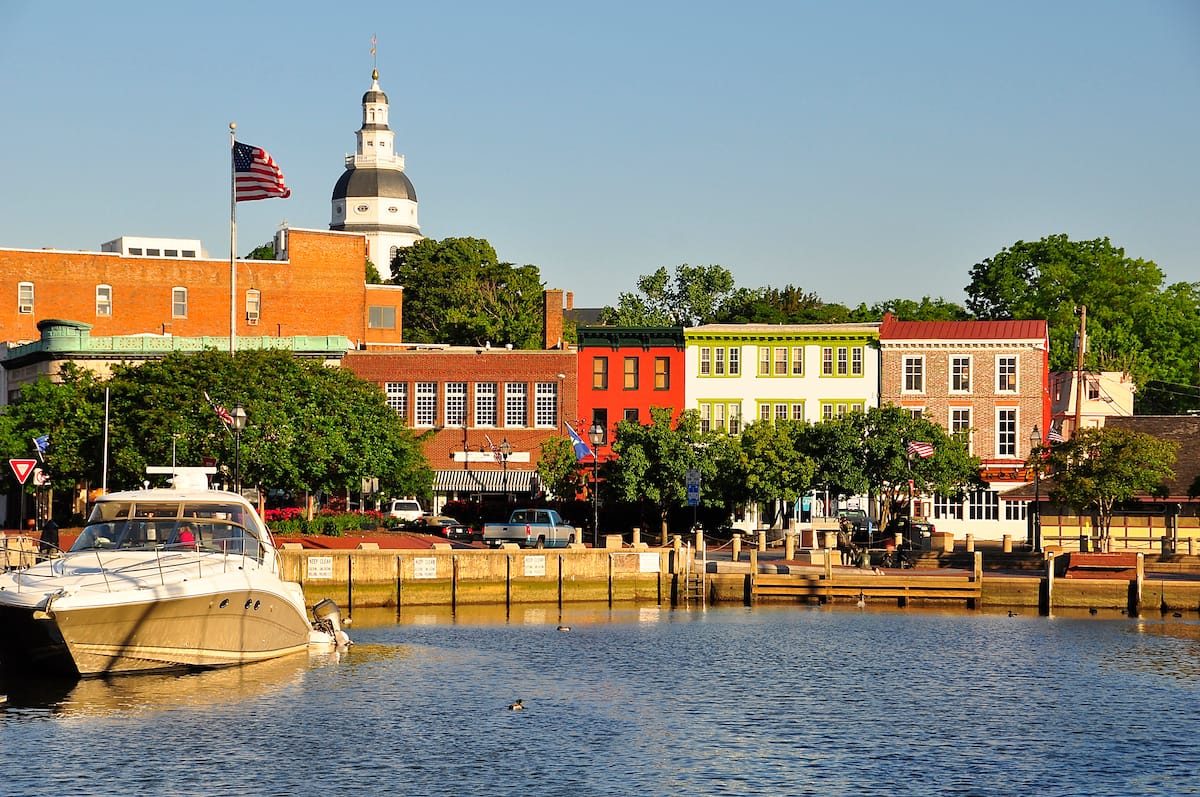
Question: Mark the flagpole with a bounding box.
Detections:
[229,122,238,355]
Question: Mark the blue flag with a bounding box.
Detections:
[565,424,594,461]
[33,435,48,459]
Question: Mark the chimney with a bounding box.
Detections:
[543,288,565,350]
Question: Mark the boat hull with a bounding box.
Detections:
[0,583,312,677]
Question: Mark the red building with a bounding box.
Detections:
[575,327,687,459]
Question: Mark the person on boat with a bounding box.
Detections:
[177,525,196,547]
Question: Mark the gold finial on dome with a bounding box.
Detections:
[372,67,378,81]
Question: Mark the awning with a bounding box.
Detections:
[434,469,536,494]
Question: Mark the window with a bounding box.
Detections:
[933,494,964,520]
[792,403,805,421]
[505,382,527,427]
[729,404,741,434]
[713,403,726,432]
[245,289,261,323]
[623,357,639,389]
[368,305,396,329]
[172,287,187,318]
[384,382,408,415]
[475,382,497,427]
[951,408,971,451]
[700,403,712,433]
[654,357,670,390]
[714,347,725,376]
[182,250,196,258]
[17,282,34,314]
[776,404,788,421]
[728,347,740,375]
[836,347,848,375]
[699,402,741,434]
[445,382,467,427]
[415,382,437,427]
[1087,378,1100,401]
[908,407,924,419]
[997,408,1017,457]
[591,408,608,442]
[146,248,160,256]
[792,347,804,375]
[592,357,609,390]
[968,489,999,521]
[624,408,639,423]
[997,356,1017,392]
[700,347,712,376]
[903,356,924,392]
[822,347,833,375]
[129,247,143,255]
[759,347,770,376]
[821,404,833,420]
[1005,500,1028,521]
[951,356,971,392]
[762,404,773,421]
[96,285,112,317]
[164,249,178,257]
[775,347,787,375]
[851,347,863,375]
[535,382,557,427]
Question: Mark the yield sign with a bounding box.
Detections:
[9,459,37,484]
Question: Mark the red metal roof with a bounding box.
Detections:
[879,314,1046,341]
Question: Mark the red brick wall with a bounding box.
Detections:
[0,229,374,343]
[344,348,578,474]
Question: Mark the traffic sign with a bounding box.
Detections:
[9,459,37,484]
[685,469,701,507]
[33,467,49,486]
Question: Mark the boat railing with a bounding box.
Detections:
[2,532,273,594]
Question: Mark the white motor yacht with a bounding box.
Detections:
[0,486,348,678]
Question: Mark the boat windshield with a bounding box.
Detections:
[72,500,266,560]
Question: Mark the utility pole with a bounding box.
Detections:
[1073,305,1087,436]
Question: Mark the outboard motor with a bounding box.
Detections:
[310,598,351,648]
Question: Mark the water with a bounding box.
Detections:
[2,604,1199,797]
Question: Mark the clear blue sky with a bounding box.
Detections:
[1,1,1196,309]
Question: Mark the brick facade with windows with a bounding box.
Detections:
[343,348,577,508]
[0,228,403,348]
[576,327,686,461]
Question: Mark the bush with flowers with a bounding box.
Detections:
[265,508,395,537]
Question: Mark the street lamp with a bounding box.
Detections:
[499,437,512,503]
[588,422,606,547]
[1029,424,1041,552]
[231,405,247,494]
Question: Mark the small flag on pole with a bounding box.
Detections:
[1046,425,1065,443]
[233,141,291,202]
[565,424,594,461]
[33,435,48,460]
[484,434,501,463]
[203,391,234,425]
[906,440,935,459]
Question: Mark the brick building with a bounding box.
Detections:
[575,326,687,460]
[879,313,1049,539]
[0,227,404,350]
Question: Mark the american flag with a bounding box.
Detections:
[906,440,935,459]
[1047,425,1065,443]
[233,141,291,202]
[204,391,234,425]
[484,434,501,462]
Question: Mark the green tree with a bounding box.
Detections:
[391,237,545,347]
[5,351,431,511]
[1037,426,1177,546]
[601,264,735,326]
[365,258,382,284]
[607,407,715,537]
[738,419,815,510]
[245,241,275,260]
[536,436,587,501]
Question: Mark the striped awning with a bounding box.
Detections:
[434,469,537,494]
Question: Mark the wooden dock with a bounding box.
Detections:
[751,551,983,607]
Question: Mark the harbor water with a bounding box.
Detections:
[1,604,1198,796]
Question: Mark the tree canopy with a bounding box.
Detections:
[0,351,432,507]
[391,237,546,348]
[1037,426,1177,542]
[600,264,736,326]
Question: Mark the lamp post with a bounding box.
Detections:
[1029,424,1041,552]
[588,422,605,547]
[499,438,512,504]
[231,405,247,494]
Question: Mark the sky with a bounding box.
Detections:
[1,1,1197,310]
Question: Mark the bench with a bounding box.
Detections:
[1064,552,1140,580]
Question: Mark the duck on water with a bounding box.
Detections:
[0,472,349,679]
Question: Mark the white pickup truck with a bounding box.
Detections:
[482,509,578,549]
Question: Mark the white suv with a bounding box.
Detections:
[387,499,424,523]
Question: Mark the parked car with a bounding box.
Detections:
[884,517,935,549]
[414,515,478,542]
[387,499,424,523]
[837,509,879,546]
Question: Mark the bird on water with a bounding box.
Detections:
[557,625,571,632]
[508,700,524,711]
